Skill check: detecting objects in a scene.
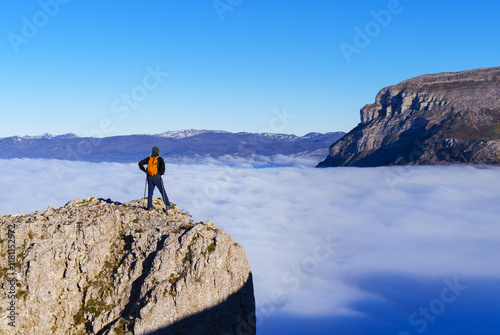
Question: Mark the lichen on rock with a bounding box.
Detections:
[0,197,255,334]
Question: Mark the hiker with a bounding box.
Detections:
[138,146,172,212]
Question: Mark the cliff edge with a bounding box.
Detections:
[0,197,256,334]
[318,67,500,167]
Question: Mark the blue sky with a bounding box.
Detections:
[1,0,499,137]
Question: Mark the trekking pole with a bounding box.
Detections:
[143,176,147,209]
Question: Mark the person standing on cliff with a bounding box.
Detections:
[138,146,172,213]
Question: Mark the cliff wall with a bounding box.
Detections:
[318,67,500,167]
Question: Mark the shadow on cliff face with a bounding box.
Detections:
[142,273,256,335]
[318,117,437,167]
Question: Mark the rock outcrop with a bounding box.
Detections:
[318,67,500,167]
[0,197,255,334]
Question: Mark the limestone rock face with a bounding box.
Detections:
[318,67,500,167]
[0,197,255,334]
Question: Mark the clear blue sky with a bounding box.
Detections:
[1,0,499,137]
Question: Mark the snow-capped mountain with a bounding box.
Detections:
[156,129,231,139]
[17,133,80,140]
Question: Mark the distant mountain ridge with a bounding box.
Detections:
[10,133,80,140]
[0,129,345,163]
[156,129,231,139]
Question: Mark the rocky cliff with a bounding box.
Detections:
[0,197,255,334]
[318,67,500,167]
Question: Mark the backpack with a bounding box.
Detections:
[146,156,158,176]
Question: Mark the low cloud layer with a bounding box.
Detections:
[1,158,499,334]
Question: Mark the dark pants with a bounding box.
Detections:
[147,178,170,209]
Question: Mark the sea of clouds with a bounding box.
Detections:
[1,157,499,334]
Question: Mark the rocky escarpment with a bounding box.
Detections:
[318,67,500,167]
[0,197,255,334]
